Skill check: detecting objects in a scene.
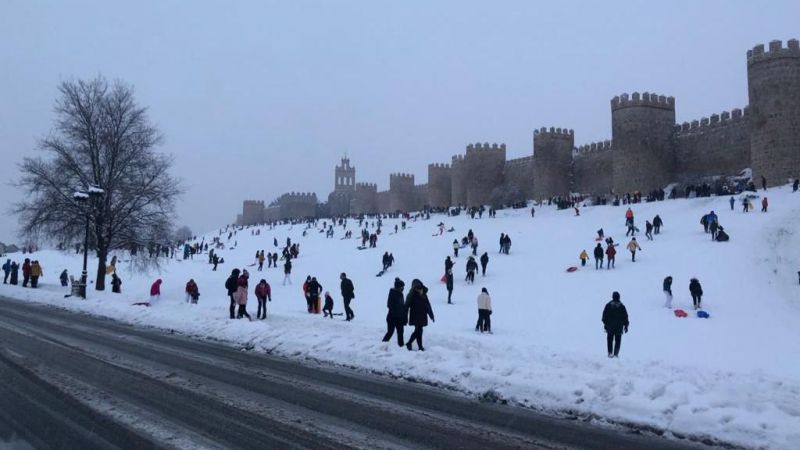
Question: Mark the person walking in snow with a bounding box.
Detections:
[645,221,653,241]
[258,251,266,271]
[475,287,492,333]
[405,279,434,351]
[479,252,489,276]
[663,276,673,308]
[382,278,407,346]
[624,208,634,227]
[340,273,355,321]
[465,256,478,284]
[761,197,768,212]
[185,279,199,303]
[111,272,122,293]
[235,271,252,320]
[471,236,479,256]
[452,239,459,258]
[605,243,617,269]
[283,259,292,285]
[225,269,241,319]
[794,178,799,192]
[627,238,641,262]
[729,196,735,211]
[2,259,11,284]
[59,269,69,287]
[709,219,720,241]
[255,279,271,319]
[445,268,454,304]
[602,291,629,358]
[761,175,767,191]
[579,250,588,267]
[689,278,704,310]
[653,215,663,234]
[593,243,604,270]
[382,252,391,272]
[149,279,162,304]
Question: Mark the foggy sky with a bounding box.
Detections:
[1,1,798,243]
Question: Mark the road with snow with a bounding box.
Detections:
[0,297,708,450]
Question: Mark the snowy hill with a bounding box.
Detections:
[3,187,800,449]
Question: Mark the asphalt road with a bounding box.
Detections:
[0,297,712,450]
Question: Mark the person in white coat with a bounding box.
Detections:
[475,287,492,333]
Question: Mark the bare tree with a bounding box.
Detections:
[174,225,193,243]
[14,76,181,291]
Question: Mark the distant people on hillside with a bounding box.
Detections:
[626,238,641,262]
[602,291,629,358]
[605,242,617,269]
[283,259,292,285]
[465,256,478,284]
[729,196,735,210]
[480,252,489,276]
[644,221,653,240]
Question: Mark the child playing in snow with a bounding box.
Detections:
[579,250,588,267]
[323,291,334,318]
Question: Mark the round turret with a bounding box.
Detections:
[747,39,800,187]
[611,92,676,193]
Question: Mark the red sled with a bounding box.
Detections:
[440,274,447,283]
[674,309,688,318]
[595,237,602,241]
[566,266,578,272]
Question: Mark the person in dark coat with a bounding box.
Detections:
[444,256,453,275]
[653,215,663,234]
[663,276,673,308]
[602,291,629,358]
[689,278,703,309]
[479,252,489,276]
[465,257,478,284]
[308,276,323,314]
[382,278,407,346]
[445,269,454,304]
[9,262,19,285]
[111,272,122,293]
[340,272,355,321]
[21,258,31,287]
[322,291,334,318]
[2,259,10,284]
[593,243,604,270]
[225,269,241,319]
[59,269,69,287]
[405,279,434,351]
[283,259,292,285]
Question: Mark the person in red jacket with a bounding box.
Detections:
[761,197,768,212]
[255,279,271,320]
[150,279,162,304]
[185,279,199,304]
[605,244,617,269]
[21,258,31,287]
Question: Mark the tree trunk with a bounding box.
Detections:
[95,249,107,291]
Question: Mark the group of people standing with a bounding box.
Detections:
[2,258,43,288]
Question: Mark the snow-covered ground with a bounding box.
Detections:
[3,187,800,449]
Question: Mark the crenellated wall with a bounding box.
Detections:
[279,192,318,219]
[241,200,266,225]
[573,141,613,195]
[463,142,506,206]
[504,156,534,200]
[351,183,378,215]
[674,108,751,181]
[427,163,452,208]
[450,155,467,206]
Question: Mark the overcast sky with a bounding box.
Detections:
[1,1,798,243]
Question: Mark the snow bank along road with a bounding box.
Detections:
[0,298,709,450]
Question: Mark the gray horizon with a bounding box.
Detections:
[1,0,798,244]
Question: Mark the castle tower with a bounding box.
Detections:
[389,173,415,212]
[450,155,467,206]
[334,156,356,193]
[747,39,800,187]
[611,92,676,193]
[463,142,507,206]
[427,163,452,208]
[532,127,574,199]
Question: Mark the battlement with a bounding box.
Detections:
[747,39,800,66]
[611,92,675,111]
[465,142,507,156]
[243,200,265,206]
[505,156,534,167]
[675,106,750,134]
[281,192,317,202]
[533,127,574,138]
[451,154,465,164]
[355,182,377,191]
[575,140,612,155]
[390,173,414,180]
[428,163,451,170]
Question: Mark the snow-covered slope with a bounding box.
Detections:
[3,187,800,449]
